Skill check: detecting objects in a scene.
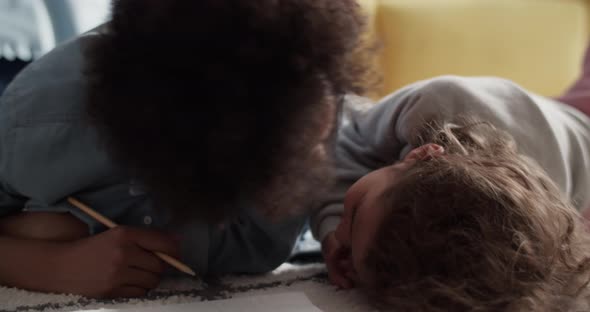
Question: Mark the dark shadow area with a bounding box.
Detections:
[0,59,31,97]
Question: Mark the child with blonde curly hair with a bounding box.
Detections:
[314,76,590,311]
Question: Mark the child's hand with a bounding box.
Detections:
[53,226,180,298]
[322,232,356,289]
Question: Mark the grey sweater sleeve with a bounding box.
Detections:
[310,88,420,242]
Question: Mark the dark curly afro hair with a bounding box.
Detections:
[84,0,371,222]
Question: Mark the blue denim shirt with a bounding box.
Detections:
[0,28,305,275]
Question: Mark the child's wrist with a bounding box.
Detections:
[0,237,71,293]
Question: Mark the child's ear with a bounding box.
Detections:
[404,144,445,162]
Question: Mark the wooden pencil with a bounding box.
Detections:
[67,197,196,277]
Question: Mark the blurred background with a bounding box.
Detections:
[0,0,109,95]
[0,0,589,99]
[358,0,590,99]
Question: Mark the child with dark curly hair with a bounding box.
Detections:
[314,76,590,311]
[0,0,371,298]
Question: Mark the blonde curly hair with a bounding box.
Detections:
[364,118,590,311]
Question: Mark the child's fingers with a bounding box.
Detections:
[122,267,161,290]
[327,261,354,289]
[339,258,353,270]
[116,227,180,257]
[338,258,358,284]
[328,270,351,289]
[339,277,353,289]
[345,269,358,283]
[125,245,166,274]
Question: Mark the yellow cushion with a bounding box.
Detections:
[359,0,590,98]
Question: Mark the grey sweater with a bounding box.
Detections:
[311,76,590,242]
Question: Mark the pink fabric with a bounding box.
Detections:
[558,44,590,117]
[559,45,590,213]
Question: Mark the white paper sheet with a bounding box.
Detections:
[80,292,322,312]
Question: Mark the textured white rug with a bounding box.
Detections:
[0,264,375,312]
